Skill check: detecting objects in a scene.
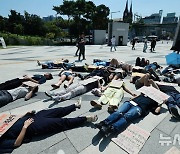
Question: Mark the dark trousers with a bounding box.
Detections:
[28,104,87,135]
[0,90,13,108]
[0,78,25,90]
[78,46,85,60]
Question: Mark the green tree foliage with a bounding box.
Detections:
[93,4,110,29]
[53,0,110,36]
[24,11,46,36]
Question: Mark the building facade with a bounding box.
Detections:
[108,22,129,45]
[163,13,178,24]
[142,10,163,24]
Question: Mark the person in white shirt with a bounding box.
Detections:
[110,36,116,52]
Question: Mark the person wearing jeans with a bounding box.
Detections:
[158,84,180,120]
[95,93,163,136]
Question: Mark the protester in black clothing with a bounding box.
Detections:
[0,103,98,153]
[150,39,156,52]
[132,39,136,50]
[0,73,52,90]
[135,57,141,66]
[78,33,86,61]
[158,84,180,120]
[75,35,80,56]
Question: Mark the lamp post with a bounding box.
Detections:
[111,11,121,20]
[109,11,120,45]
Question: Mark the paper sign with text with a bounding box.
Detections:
[0,114,21,137]
[112,124,150,154]
[137,86,170,104]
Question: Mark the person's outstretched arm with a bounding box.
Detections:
[123,85,137,97]
[14,118,34,147]
[25,86,38,101]
[23,75,39,83]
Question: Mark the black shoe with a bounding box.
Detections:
[95,121,106,129]
[77,74,84,80]
[100,125,113,137]
[170,107,180,120]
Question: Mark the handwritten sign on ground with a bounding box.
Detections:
[132,72,145,77]
[137,86,170,104]
[0,113,21,137]
[109,80,123,89]
[112,124,150,154]
[23,81,39,88]
[81,76,102,86]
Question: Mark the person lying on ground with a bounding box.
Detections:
[0,73,53,91]
[90,80,137,112]
[93,59,110,67]
[51,69,76,89]
[156,83,180,120]
[132,65,161,82]
[108,68,127,81]
[162,71,180,85]
[77,67,111,85]
[37,59,74,69]
[132,73,160,90]
[95,92,166,137]
[46,76,103,102]
[0,84,38,108]
[109,58,132,74]
[0,101,98,153]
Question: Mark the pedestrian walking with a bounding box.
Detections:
[143,40,148,53]
[110,36,116,52]
[132,38,136,50]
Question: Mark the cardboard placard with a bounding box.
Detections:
[114,69,124,73]
[23,81,39,87]
[133,66,144,70]
[109,80,123,89]
[132,72,145,77]
[0,114,21,137]
[137,86,170,104]
[112,124,150,154]
[0,37,6,48]
[81,76,102,86]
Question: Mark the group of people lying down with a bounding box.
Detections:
[0,57,179,153]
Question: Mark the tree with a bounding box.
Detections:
[24,11,46,36]
[53,0,75,22]
[8,10,24,33]
[93,4,110,29]
[14,24,24,35]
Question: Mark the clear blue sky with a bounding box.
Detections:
[0,0,180,19]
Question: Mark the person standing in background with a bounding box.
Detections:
[110,36,116,52]
[75,35,80,57]
[143,40,148,53]
[78,33,86,61]
[132,38,136,50]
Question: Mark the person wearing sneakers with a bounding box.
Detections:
[51,69,76,89]
[46,76,102,102]
[90,80,136,112]
[0,101,98,153]
[95,93,166,137]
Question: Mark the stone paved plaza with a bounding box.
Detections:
[0,41,179,154]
